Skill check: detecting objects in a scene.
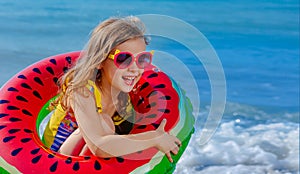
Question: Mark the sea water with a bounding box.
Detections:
[0,0,299,173]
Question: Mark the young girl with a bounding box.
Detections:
[43,16,181,163]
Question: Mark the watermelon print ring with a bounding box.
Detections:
[0,52,195,174]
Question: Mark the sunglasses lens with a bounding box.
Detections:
[137,53,152,68]
[116,53,132,68]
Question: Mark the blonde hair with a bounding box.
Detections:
[53,16,148,111]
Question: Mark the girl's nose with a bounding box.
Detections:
[128,59,140,72]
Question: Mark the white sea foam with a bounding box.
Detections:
[174,121,299,174]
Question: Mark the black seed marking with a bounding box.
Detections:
[18,75,27,79]
[9,117,22,122]
[159,96,171,100]
[50,161,58,172]
[104,158,111,160]
[151,123,160,129]
[0,113,9,118]
[16,96,28,102]
[32,154,42,164]
[21,83,32,90]
[0,100,9,104]
[154,84,166,89]
[0,125,7,130]
[24,129,33,133]
[147,73,158,78]
[8,87,18,92]
[21,138,31,143]
[33,90,42,100]
[84,156,91,160]
[137,125,147,129]
[146,90,158,98]
[46,67,55,75]
[33,68,41,74]
[22,109,32,116]
[31,148,40,155]
[50,59,57,65]
[9,129,21,134]
[135,116,143,123]
[11,148,22,156]
[137,97,144,107]
[140,82,149,92]
[73,162,80,171]
[158,109,170,113]
[53,77,58,84]
[7,106,20,110]
[146,102,156,109]
[34,77,44,86]
[63,67,69,73]
[145,114,157,119]
[116,157,124,163]
[48,154,55,158]
[94,160,101,170]
[65,157,72,164]
[66,56,72,64]
[3,136,16,142]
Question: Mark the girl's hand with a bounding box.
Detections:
[155,119,181,163]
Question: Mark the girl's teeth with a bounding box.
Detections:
[124,76,135,80]
[123,76,135,85]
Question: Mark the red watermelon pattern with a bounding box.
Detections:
[0,52,191,173]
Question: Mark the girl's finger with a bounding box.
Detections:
[157,119,167,132]
[165,152,173,163]
[175,137,181,147]
[171,145,179,155]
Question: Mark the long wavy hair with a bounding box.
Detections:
[52,16,149,115]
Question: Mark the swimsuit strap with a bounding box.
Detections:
[86,80,133,126]
[86,80,102,113]
[112,105,132,126]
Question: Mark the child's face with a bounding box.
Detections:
[102,38,146,93]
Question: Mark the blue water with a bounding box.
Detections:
[0,0,299,173]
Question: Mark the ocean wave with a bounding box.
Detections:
[174,121,299,174]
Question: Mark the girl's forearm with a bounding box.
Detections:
[86,130,159,157]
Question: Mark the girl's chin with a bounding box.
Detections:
[121,79,139,92]
[120,86,134,93]
[114,78,140,93]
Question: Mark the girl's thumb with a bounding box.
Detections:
[159,119,167,130]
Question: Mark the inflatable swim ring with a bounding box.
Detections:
[0,52,194,174]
